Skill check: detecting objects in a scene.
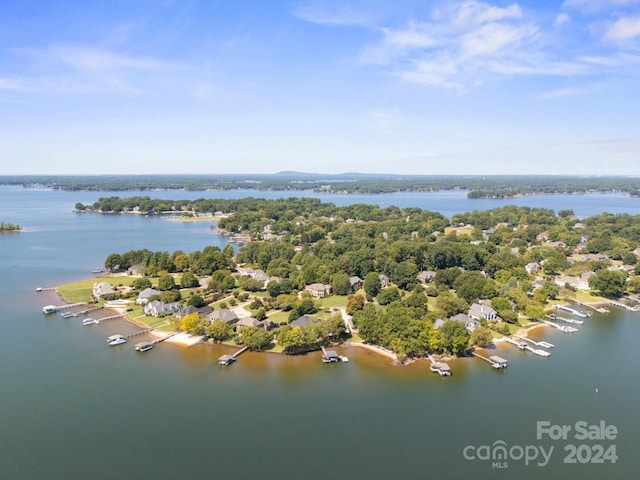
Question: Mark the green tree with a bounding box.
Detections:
[439,321,470,356]
[331,272,351,296]
[180,272,200,288]
[131,278,152,290]
[453,270,487,303]
[589,269,627,298]
[187,293,206,308]
[236,326,272,351]
[277,325,305,353]
[470,326,494,347]
[104,253,122,271]
[266,280,281,298]
[377,286,401,305]
[207,319,233,342]
[363,272,381,298]
[158,274,176,291]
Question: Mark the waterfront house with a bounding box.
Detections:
[258,319,277,331]
[468,303,497,321]
[304,283,332,298]
[136,288,160,305]
[127,264,146,276]
[207,308,239,325]
[93,282,116,300]
[144,300,181,317]
[175,305,213,319]
[235,317,261,329]
[449,314,481,332]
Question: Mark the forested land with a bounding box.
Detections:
[2,173,639,197]
[0,222,21,231]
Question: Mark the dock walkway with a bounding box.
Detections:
[541,319,578,333]
[471,351,508,369]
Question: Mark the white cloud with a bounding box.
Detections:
[562,0,640,14]
[537,85,596,100]
[453,1,522,28]
[35,45,169,74]
[603,15,640,41]
[554,13,571,27]
[292,2,374,26]
[460,22,538,58]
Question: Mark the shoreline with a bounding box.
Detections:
[348,341,398,363]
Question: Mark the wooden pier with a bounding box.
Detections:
[552,315,584,325]
[471,351,508,369]
[124,328,154,339]
[42,302,87,314]
[503,337,550,357]
[574,301,610,314]
[35,287,56,292]
[541,319,578,333]
[513,334,554,349]
[555,304,589,318]
[608,300,640,312]
[94,313,127,324]
[218,346,249,366]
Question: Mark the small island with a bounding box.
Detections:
[0,222,21,232]
[53,198,640,369]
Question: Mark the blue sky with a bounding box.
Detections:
[1,0,639,175]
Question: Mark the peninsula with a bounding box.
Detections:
[52,198,640,365]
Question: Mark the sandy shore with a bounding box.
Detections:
[349,342,398,362]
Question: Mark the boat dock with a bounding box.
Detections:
[471,351,508,369]
[94,313,127,324]
[574,301,610,314]
[608,300,640,312]
[555,304,589,318]
[42,302,87,314]
[218,346,249,366]
[551,315,584,325]
[541,319,578,333]
[513,334,554,349]
[427,355,452,376]
[35,287,56,292]
[134,332,176,352]
[503,337,550,357]
[124,328,154,339]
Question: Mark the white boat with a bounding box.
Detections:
[339,355,350,363]
[42,305,57,314]
[82,317,99,326]
[107,334,127,346]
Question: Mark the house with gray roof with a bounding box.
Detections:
[468,303,497,321]
[93,282,116,300]
[235,317,261,329]
[449,313,481,332]
[175,305,213,319]
[291,315,317,327]
[349,276,363,291]
[144,300,181,317]
[207,308,239,325]
[136,287,161,305]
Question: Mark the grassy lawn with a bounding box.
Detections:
[316,295,349,309]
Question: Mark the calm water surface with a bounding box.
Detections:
[1,186,639,480]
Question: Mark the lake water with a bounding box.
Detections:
[1,186,639,480]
